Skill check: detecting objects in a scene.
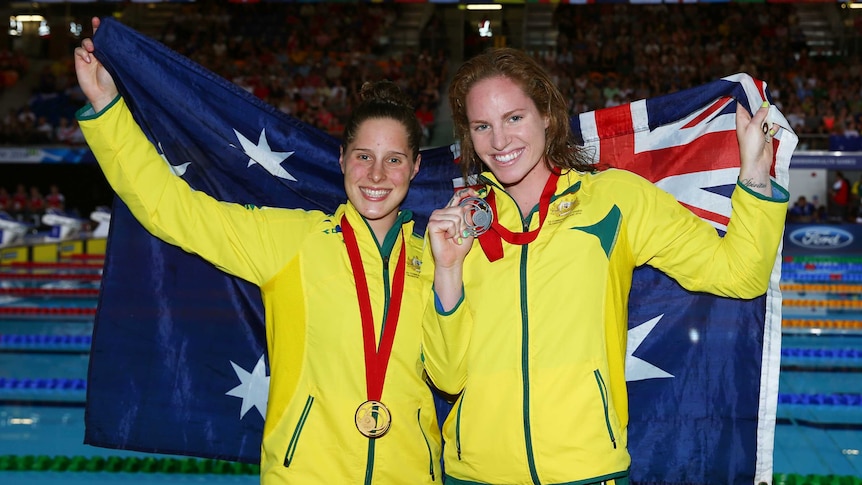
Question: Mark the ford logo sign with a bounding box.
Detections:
[788,226,853,249]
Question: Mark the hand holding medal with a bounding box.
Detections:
[458,196,493,237]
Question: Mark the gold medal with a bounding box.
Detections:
[342,217,402,441]
[355,400,391,438]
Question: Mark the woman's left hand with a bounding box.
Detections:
[736,101,778,197]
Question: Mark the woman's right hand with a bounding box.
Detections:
[427,189,476,270]
[74,17,118,113]
[427,190,477,312]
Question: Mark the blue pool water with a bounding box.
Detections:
[1,267,860,483]
[0,282,258,484]
[774,329,862,477]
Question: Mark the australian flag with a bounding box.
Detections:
[84,17,795,485]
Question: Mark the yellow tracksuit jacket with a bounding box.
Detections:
[78,97,442,484]
[423,169,788,485]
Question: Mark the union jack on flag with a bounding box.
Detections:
[84,17,794,485]
[573,73,793,485]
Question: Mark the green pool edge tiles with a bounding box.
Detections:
[0,455,260,475]
[0,456,859,484]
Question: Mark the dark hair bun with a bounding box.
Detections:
[359,80,414,110]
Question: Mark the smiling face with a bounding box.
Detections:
[465,75,551,205]
[340,117,420,241]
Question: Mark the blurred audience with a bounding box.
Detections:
[28,185,45,218]
[0,2,859,154]
[9,184,27,219]
[0,182,70,226]
[2,3,448,145]
[788,195,816,223]
[829,171,851,222]
[45,183,65,211]
[0,186,9,213]
[546,3,860,151]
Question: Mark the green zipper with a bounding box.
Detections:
[456,391,465,460]
[594,370,617,449]
[283,395,315,466]
[417,409,436,481]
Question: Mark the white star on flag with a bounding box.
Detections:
[225,354,270,419]
[233,128,296,181]
[156,142,191,176]
[626,314,674,382]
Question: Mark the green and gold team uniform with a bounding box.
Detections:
[424,169,788,485]
[79,97,442,484]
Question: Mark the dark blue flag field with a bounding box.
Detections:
[84,17,795,485]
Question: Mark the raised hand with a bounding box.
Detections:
[736,101,779,196]
[427,189,477,312]
[73,17,118,113]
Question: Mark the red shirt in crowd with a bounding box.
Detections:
[46,192,64,210]
[11,191,27,213]
[28,191,45,213]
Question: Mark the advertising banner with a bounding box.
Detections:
[784,223,862,255]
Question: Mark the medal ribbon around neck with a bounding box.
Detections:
[340,215,406,404]
[477,171,560,262]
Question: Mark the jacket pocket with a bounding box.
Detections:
[455,390,465,460]
[593,370,617,449]
[283,395,315,467]
[417,408,437,481]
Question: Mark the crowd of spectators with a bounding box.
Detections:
[2,2,449,146]
[0,47,30,95]
[786,171,862,224]
[1,105,85,145]
[544,3,861,150]
[0,182,65,226]
[787,194,821,223]
[0,2,860,151]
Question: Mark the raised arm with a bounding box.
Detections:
[422,190,477,394]
[73,18,117,113]
[736,101,778,197]
[73,17,316,286]
[426,190,475,311]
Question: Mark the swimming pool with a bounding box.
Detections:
[773,258,862,479]
[0,259,258,484]
[1,257,860,483]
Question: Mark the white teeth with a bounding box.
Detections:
[495,149,522,163]
[362,188,389,198]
